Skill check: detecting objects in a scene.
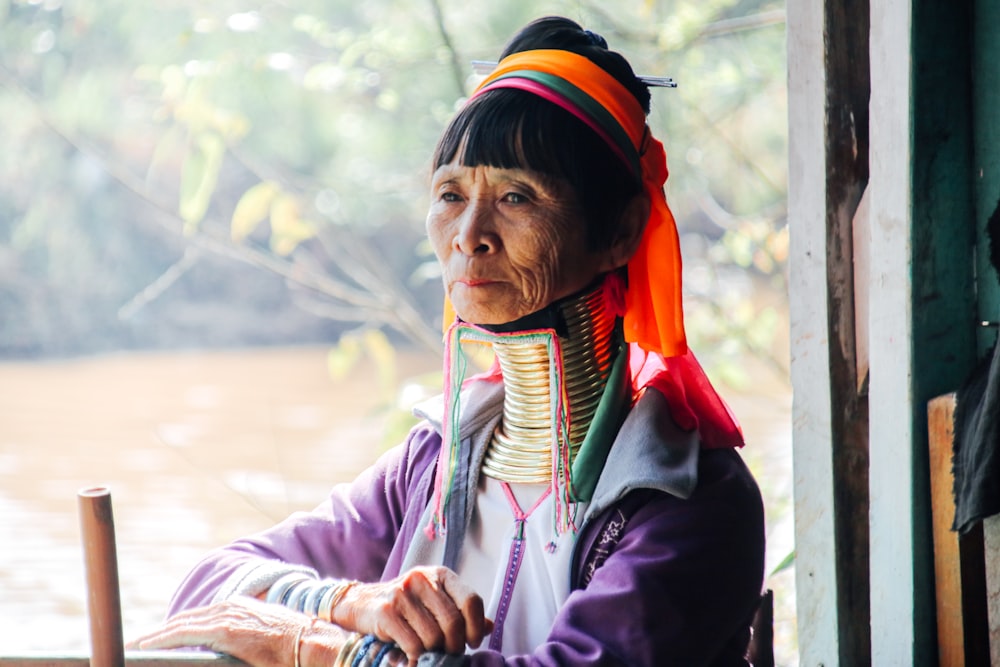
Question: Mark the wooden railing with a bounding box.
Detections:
[4,490,248,667]
[0,652,245,667]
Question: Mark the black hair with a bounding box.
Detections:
[432,16,650,251]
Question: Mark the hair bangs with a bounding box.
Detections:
[434,89,580,178]
[432,88,641,250]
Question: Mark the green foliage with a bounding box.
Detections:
[771,548,795,576]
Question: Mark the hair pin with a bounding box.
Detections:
[470,60,677,88]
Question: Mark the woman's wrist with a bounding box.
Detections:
[298,620,345,667]
[323,579,359,624]
[264,574,360,622]
[297,622,404,667]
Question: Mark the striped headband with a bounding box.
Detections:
[462,49,688,358]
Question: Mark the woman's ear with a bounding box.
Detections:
[601,193,650,271]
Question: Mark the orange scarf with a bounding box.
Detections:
[461,49,687,358]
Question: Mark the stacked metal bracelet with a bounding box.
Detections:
[334,631,400,667]
[266,573,401,667]
[265,572,358,622]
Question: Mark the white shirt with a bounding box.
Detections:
[456,475,588,655]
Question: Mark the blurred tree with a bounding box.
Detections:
[0,0,787,383]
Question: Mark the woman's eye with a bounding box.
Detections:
[503,192,528,204]
[440,191,462,203]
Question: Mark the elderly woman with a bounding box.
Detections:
[135,16,765,667]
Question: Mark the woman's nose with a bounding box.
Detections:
[453,200,499,255]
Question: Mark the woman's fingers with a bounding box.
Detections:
[341,566,491,659]
[130,598,306,667]
[131,605,229,651]
[400,567,494,654]
[439,571,492,649]
[374,598,428,660]
[128,587,485,667]
[396,586,447,652]
[405,570,474,654]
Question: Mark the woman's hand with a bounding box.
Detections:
[128,596,342,667]
[333,566,493,659]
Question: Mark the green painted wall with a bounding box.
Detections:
[911,1,977,663]
[974,0,1000,353]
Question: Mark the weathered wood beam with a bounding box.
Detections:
[824,1,871,664]
[787,0,841,661]
[0,652,245,667]
[868,0,916,661]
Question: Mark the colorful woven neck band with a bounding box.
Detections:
[458,48,687,358]
[477,72,641,178]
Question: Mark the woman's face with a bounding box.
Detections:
[426,161,622,325]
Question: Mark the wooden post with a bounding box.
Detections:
[927,394,988,666]
[78,487,125,667]
[787,0,841,660]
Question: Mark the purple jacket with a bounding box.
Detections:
[168,379,765,666]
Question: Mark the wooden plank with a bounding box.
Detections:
[927,394,966,667]
[852,186,870,392]
[824,1,872,662]
[787,0,841,661]
[0,652,245,667]
[927,393,963,666]
[868,0,917,662]
[928,393,989,666]
[986,515,1000,664]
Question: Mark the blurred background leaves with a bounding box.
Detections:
[0,0,788,388]
[0,2,794,658]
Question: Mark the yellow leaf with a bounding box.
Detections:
[212,108,251,142]
[270,237,297,256]
[179,132,225,228]
[363,329,397,399]
[231,182,279,242]
[160,64,186,102]
[327,335,362,380]
[269,194,315,255]
[270,193,300,230]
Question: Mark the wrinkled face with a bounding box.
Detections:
[426,161,620,325]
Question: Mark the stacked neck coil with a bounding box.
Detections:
[481,286,616,484]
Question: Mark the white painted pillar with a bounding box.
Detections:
[787,0,840,663]
[868,0,916,664]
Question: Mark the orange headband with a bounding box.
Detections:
[443,49,687,358]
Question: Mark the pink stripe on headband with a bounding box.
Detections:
[474,78,634,172]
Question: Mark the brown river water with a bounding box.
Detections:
[0,346,794,659]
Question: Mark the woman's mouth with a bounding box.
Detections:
[458,278,499,287]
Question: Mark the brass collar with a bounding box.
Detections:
[481,285,616,484]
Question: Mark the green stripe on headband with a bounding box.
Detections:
[488,69,642,179]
